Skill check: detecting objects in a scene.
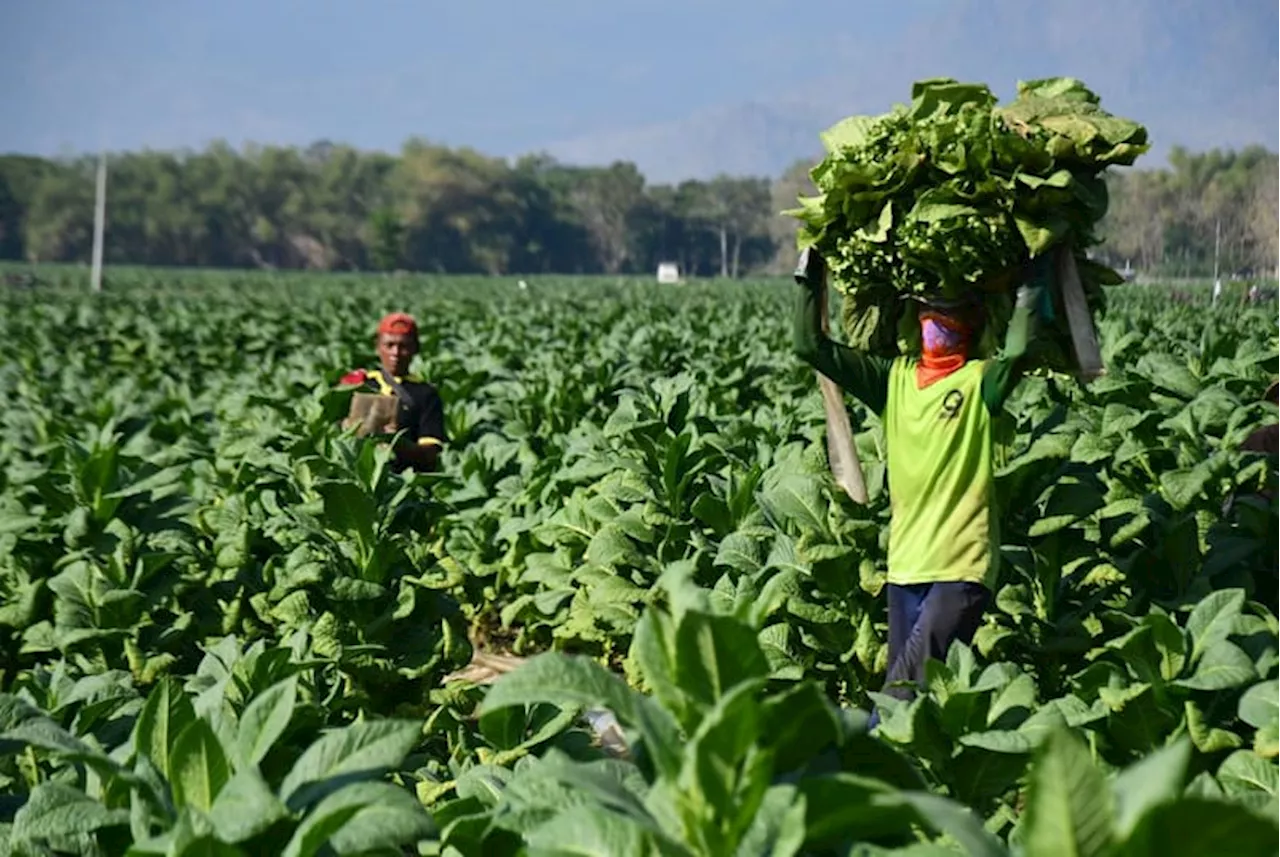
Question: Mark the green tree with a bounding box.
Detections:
[368,208,405,271]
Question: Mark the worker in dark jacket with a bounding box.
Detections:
[340,312,447,473]
[793,251,1054,716]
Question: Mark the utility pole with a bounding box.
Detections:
[90,152,107,293]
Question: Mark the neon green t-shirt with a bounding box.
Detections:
[882,358,998,588]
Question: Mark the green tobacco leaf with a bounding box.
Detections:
[280,781,380,857]
[1239,680,1279,757]
[11,782,129,844]
[316,481,378,545]
[1216,751,1278,799]
[482,653,640,722]
[481,652,683,779]
[523,804,678,857]
[1174,640,1257,691]
[1110,738,1190,841]
[1020,729,1115,857]
[1136,352,1202,400]
[631,609,693,731]
[1185,699,1244,753]
[758,473,831,539]
[170,720,231,812]
[796,774,919,847]
[821,115,878,153]
[280,720,420,812]
[673,610,770,714]
[680,680,769,846]
[1185,590,1245,663]
[1254,722,1280,760]
[1119,797,1277,857]
[292,782,435,857]
[760,682,842,775]
[736,784,806,857]
[0,715,99,761]
[896,791,1006,857]
[235,677,298,768]
[1158,463,1214,511]
[134,677,198,782]
[713,532,764,574]
[208,768,288,843]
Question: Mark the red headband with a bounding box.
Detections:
[377,312,417,337]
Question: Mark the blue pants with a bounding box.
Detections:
[869,581,990,726]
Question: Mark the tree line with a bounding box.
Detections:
[0,139,1275,278]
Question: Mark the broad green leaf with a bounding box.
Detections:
[11,783,129,843]
[821,115,877,152]
[1020,729,1114,857]
[760,682,841,775]
[482,653,640,723]
[523,804,678,857]
[1217,750,1278,798]
[1174,640,1257,691]
[796,774,919,846]
[134,677,197,781]
[170,720,231,812]
[280,720,420,811]
[630,609,693,734]
[758,473,831,539]
[1185,589,1245,662]
[234,676,297,767]
[1120,797,1277,857]
[1239,682,1279,732]
[282,782,435,857]
[896,791,1006,857]
[1254,721,1279,760]
[1110,738,1190,840]
[735,784,806,857]
[679,679,769,845]
[207,768,288,843]
[1185,699,1244,753]
[673,610,770,715]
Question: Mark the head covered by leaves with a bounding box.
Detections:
[788,77,1149,370]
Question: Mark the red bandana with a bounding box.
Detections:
[377,312,418,338]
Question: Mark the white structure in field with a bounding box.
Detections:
[656,262,680,284]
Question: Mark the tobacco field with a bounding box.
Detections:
[0,268,1277,856]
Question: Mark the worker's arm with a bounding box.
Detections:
[396,386,447,473]
[792,250,893,416]
[981,254,1054,413]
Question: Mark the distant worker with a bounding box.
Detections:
[339,312,447,473]
[793,249,1055,718]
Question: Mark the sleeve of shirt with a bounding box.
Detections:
[339,369,368,386]
[792,254,892,416]
[981,256,1051,414]
[415,387,448,447]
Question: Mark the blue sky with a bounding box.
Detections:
[2,0,1276,178]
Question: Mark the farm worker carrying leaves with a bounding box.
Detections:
[793,249,1054,722]
[339,312,447,474]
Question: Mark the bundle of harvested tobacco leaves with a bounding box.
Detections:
[787,77,1149,369]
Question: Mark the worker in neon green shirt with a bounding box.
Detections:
[793,250,1053,713]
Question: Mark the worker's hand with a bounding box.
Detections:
[794,247,826,291]
[1015,284,1042,310]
